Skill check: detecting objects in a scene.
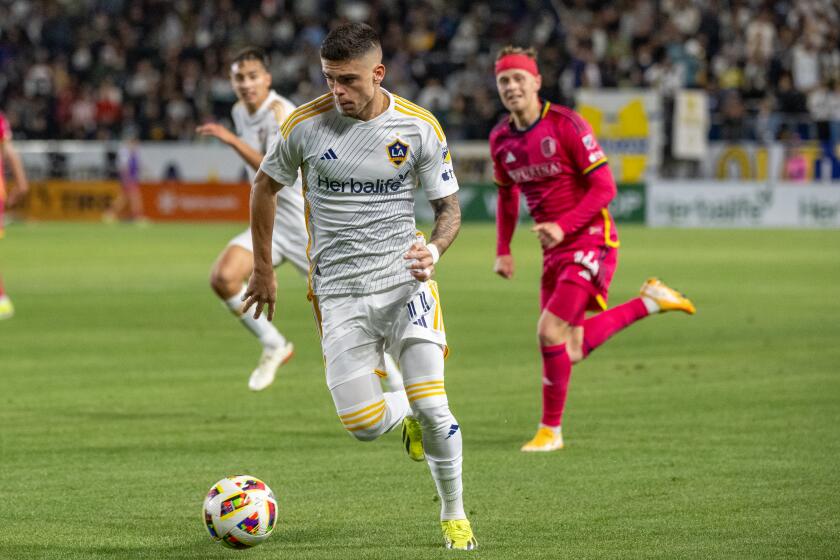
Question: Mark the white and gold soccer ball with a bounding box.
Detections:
[202,475,278,549]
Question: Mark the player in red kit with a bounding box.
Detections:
[0,110,30,319]
[490,46,695,452]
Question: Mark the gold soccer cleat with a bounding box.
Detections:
[640,278,696,315]
[401,416,425,462]
[520,426,564,452]
[441,519,478,551]
[0,295,14,320]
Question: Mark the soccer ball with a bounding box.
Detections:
[202,475,278,549]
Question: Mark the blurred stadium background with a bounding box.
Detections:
[2,0,839,224]
[2,2,839,559]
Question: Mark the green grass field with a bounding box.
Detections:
[1,222,839,559]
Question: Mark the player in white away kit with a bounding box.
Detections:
[199,48,403,392]
[242,24,477,550]
[197,48,308,391]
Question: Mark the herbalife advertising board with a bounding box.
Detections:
[647,181,840,228]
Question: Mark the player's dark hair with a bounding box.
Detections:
[231,47,270,70]
[496,45,538,62]
[320,23,381,61]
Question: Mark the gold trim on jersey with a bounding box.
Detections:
[583,157,608,175]
[602,208,620,248]
[428,280,445,332]
[595,294,608,311]
[393,96,445,141]
[541,101,552,118]
[280,93,334,138]
[269,99,288,126]
[300,170,323,338]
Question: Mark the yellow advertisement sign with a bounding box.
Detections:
[576,90,662,182]
[21,180,122,221]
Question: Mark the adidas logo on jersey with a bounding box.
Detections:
[505,151,516,163]
[320,148,338,160]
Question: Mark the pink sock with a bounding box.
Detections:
[582,298,649,358]
[540,344,572,427]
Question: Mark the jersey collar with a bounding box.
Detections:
[509,100,550,134]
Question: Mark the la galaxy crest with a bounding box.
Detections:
[387,138,410,167]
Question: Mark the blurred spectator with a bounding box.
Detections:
[754,95,780,144]
[0,0,836,145]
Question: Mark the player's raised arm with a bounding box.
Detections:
[196,122,265,171]
[242,169,283,320]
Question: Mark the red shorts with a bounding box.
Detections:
[540,246,618,325]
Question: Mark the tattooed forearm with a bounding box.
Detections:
[429,193,461,254]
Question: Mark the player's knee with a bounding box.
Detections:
[344,418,387,442]
[346,425,381,442]
[209,265,239,298]
[412,401,455,435]
[537,322,571,347]
[566,343,584,363]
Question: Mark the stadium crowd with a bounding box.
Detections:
[1,0,838,143]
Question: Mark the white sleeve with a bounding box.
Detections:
[259,128,302,187]
[231,106,243,137]
[416,127,459,201]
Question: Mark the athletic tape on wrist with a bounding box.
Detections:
[427,243,440,264]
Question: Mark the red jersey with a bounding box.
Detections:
[0,113,9,191]
[490,101,619,255]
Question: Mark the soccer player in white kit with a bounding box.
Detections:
[242,24,477,550]
[197,48,309,391]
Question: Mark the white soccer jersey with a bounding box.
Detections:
[259,89,459,296]
[232,90,293,165]
[230,90,308,269]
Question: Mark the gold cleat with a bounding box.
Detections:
[441,519,478,550]
[640,278,696,315]
[521,426,564,452]
[0,295,14,320]
[401,416,425,462]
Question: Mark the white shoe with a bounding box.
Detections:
[248,342,294,391]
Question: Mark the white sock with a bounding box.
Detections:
[641,296,660,314]
[401,342,466,521]
[224,285,285,350]
[418,404,465,521]
[539,423,562,435]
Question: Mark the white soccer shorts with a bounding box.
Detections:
[316,280,448,390]
[228,211,308,274]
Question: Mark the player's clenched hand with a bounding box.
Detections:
[532,222,564,250]
[404,242,434,281]
[494,255,514,279]
[241,268,277,321]
[196,123,236,145]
